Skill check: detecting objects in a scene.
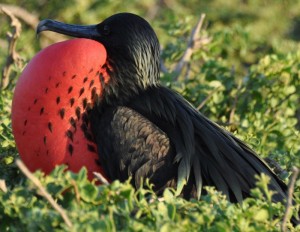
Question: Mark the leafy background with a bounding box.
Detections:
[0,0,300,231]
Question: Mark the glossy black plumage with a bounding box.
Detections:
[91,105,178,195]
[91,86,288,202]
[37,13,299,225]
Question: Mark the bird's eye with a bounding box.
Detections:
[103,25,110,35]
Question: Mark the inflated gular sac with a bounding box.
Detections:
[12,38,109,180]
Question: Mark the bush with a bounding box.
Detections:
[0,1,299,231]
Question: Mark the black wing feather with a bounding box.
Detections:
[124,86,288,203]
[90,105,180,194]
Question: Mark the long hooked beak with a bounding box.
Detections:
[37,19,101,39]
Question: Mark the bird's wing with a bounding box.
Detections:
[90,105,179,194]
[125,86,288,202]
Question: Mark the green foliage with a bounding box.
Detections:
[0,90,20,187]
[0,0,300,231]
[1,166,297,231]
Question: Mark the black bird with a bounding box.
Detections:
[37,13,298,224]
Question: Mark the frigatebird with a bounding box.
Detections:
[12,13,298,224]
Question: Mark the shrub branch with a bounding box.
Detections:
[16,159,73,229]
[281,166,299,232]
[93,171,109,185]
[0,179,7,193]
[0,4,67,43]
[197,86,221,111]
[173,13,211,80]
[228,81,242,126]
[0,7,22,90]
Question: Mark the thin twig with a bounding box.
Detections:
[160,59,169,74]
[281,166,299,232]
[228,80,242,125]
[93,172,109,185]
[70,179,80,204]
[174,14,206,74]
[184,62,191,80]
[0,4,38,29]
[173,14,209,79]
[0,4,66,44]
[265,91,297,116]
[16,159,73,228]
[160,13,211,76]
[0,179,7,193]
[1,7,22,89]
[197,86,221,111]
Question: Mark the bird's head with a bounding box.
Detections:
[37,13,160,104]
